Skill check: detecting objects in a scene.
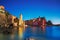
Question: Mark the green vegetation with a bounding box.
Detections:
[47,20,53,25]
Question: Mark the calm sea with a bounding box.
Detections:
[0,26,60,40]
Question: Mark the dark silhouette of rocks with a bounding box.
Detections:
[46,20,53,26]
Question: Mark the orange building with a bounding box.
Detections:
[0,6,4,10]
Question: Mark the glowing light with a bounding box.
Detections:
[18,14,25,39]
[18,27,24,38]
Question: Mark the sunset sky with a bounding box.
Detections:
[0,0,60,24]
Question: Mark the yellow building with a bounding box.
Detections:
[0,6,4,10]
[12,16,16,23]
[0,6,5,13]
[19,14,23,26]
[12,15,19,28]
[18,14,25,39]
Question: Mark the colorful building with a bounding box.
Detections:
[25,17,46,27]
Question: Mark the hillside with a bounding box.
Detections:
[0,6,18,27]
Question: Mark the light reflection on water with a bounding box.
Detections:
[0,26,60,40]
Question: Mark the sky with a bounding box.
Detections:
[0,0,60,24]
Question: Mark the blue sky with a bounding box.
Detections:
[0,0,60,24]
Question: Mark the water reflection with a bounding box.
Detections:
[18,26,24,40]
[0,26,60,40]
[10,33,15,40]
[32,27,37,33]
[41,25,46,32]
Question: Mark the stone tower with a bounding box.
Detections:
[18,14,25,39]
[19,14,23,26]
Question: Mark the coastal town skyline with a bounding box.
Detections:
[0,0,60,40]
[0,0,60,24]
